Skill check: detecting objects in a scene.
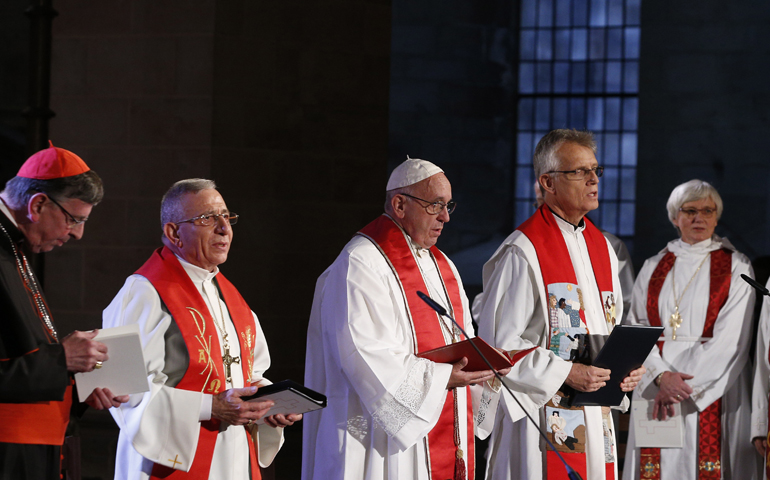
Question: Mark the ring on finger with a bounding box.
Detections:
[94,361,103,370]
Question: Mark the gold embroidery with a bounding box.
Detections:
[198,350,206,363]
[169,454,182,468]
[240,326,254,384]
[187,307,217,392]
[208,378,221,394]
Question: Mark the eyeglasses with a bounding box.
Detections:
[175,212,239,227]
[546,166,604,180]
[679,207,717,219]
[47,195,88,226]
[401,193,456,215]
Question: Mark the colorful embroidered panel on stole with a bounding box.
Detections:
[358,215,474,480]
[640,248,731,480]
[136,246,260,480]
[517,205,616,480]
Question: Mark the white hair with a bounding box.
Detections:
[665,179,723,225]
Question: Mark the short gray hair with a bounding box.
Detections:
[533,129,597,179]
[666,179,723,225]
[160,178,217,226]
[2,171,104,210]
[384,183,417,214]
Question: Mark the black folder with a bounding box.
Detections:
[242,379,327,423]
[571,325,663,407]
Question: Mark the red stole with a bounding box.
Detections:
[136,247,261,480]
[640,248,732,480]
[358,215,474,480]
[517,205,616,480]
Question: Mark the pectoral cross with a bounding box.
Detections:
[669,307,682,340]
[222,342,240,385]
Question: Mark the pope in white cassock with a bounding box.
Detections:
[302,158,509,480]
[100,179,300,480]
[622,180,760,480]
[473,129,645,480]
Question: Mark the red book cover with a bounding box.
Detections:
[416,337,536,372]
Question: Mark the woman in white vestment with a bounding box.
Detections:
[622,180,761,480]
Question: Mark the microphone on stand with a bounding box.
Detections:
[742,274,770,296]
[417,291,584,480]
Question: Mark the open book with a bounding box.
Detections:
[416,336,536,372]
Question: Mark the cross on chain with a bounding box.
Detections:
[222,343,240,385]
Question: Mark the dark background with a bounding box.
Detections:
[2,1,769,479]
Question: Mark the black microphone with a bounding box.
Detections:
[416,291,584,480]
[741,274,770,296]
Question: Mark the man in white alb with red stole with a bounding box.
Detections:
[102,179,299,480]
[474,129,645,480]
[302,158,508,480]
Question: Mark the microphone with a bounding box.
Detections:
[417,291,584,480]
[741,274,770,296]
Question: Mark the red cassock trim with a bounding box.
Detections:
[136,247,260,480]
[517,206,615,480]
[641,248,731,480]
[358,215,474,480]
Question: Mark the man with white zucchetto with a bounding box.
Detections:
[302,158,509,480]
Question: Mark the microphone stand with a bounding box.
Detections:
[742,274,770,296]
[417,291,584,480]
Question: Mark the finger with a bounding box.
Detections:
[286,413,303,422]
[112,395,130,407]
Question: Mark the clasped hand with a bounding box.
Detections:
[212,386,303,428]
[653,371,694,420]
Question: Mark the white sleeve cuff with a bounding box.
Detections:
[200,393,213,421]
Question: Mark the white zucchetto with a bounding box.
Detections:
[386,157,443,191]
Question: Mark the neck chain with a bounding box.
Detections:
[669,253,710,340]
[209,281,239,385]
[0,222,58,341]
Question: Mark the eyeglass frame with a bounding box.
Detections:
[174,212,239,227]
[400,193,456,215]
[678,206,717,219]
[545,165,604,180]
[36,191,89,226]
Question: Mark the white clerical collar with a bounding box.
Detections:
[0,197,18,228]
[174,254,220,284]
[666,234,735,257]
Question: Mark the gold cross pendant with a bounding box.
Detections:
[222,344,240,385]
[669,308,682,340]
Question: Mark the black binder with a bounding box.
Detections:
[243,379,327,423]
[571,324,663,407]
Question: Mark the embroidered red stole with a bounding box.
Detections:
[639,248,732,480]
[136,246,261,480]
[358,215,474,480]
[518,205,616,480]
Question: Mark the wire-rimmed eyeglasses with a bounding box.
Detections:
[401,194,456,215]
[175,212,239,227]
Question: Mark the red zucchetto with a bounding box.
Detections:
[16,140,90,180]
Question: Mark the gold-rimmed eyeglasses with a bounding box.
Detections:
[175,212,239,227]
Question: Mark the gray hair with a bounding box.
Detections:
[2,170,104,210]
[160,178,217,226]
[666,179,723,225]
[384,184,417,215]
[533,129,597,179]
